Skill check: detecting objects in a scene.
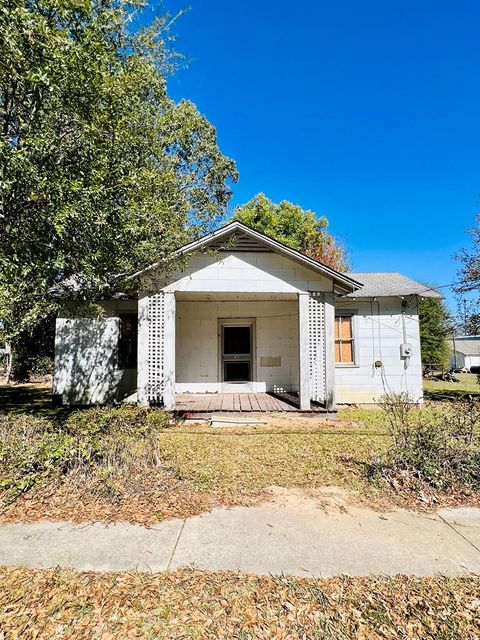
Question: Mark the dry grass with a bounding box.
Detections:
[1,411,390,524]
[2,406,479,525]
[424,372,480,401]
[0,566,479,639]
[159,414,389,495]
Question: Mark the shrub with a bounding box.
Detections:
[369,393,480,491]
[0,407,172,503]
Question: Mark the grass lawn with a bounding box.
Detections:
[424,372,480,401]
[158,414,389,495]
[1,382,479,524]
[1,566,479,639]
[0,380,61,416]
[0,406,393,524]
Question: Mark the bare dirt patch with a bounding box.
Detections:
[266,484,359,513]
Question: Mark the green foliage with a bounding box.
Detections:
[369,393,480,491]
[0,406,171,503]
[9,314,55,381]
[233,193,348,270]
[418,297,451,369]
[0,0,238,349]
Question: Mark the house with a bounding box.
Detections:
[53,221,441,410]
[449,336,480,371]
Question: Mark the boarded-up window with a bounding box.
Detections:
[335,315,354,364]
[118,315,138,369]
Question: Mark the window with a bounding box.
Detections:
[335,315,354,364]
[118,315,138,369]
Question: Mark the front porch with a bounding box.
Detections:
[138,290,337,412]
[174,392,328,413]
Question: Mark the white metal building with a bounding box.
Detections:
[449,336,480,371]
[53,222,441,410]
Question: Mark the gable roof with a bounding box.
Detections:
[131,220,363,294]
[448,337,480,356]
[344,272,442,299]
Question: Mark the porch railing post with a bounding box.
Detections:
[298,292,311,410]
[163,291,176,410]
[137,293,150,406]
[324,291,336,412]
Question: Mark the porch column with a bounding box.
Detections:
[298,292,311,410]
[324,292,336,412]
[137,293,149,406]
[163,291,176,410]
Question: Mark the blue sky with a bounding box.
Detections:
[160,0,479,310]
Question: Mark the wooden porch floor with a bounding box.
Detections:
[175,392,326,413]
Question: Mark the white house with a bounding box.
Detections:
[53,221,441,411]
[449,336,480,371]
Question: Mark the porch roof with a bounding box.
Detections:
[130,221,363,295]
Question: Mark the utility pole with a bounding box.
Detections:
[452,326,457,369]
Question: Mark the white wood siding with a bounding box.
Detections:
[334,298,423,403]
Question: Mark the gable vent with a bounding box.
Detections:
[209,232,273,252]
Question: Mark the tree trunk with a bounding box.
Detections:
[5,341,12,384]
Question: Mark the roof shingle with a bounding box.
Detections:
[344,272,442,298]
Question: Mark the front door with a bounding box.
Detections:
[221,324,252,382]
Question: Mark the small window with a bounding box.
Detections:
[335,315,354,364]
[118,315,138,369]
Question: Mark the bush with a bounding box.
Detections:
[0,407,172,503]
[32,356,53,376]
[369,393,480,491]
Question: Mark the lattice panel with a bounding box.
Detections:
[308,292,326,403]
[147,293,165,404]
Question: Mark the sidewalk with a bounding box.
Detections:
[1,493,479,577]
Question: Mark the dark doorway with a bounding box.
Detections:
[222,325,252,382]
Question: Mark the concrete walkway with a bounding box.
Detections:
[1,494,479,577]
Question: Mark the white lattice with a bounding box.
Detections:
[308,292,326,403]
[147,293,165,404]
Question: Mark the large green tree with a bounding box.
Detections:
[418,297,451,370]
[0,0,238,376]
[232,193,348,270]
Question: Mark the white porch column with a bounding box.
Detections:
[163,291,176,410]
[298,292,311,411]
[137,293,149,406]
[324,292,336,412]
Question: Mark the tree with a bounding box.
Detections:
[464,313,480,336]
[453,297,480,336]
[0,0,238,378]
[418,297,451,370]
[232,193,348,270]
[456,212,480,294]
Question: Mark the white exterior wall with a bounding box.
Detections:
[465,355,480,371]
[175,299,299,393]
[159,252,333,294]
[450,352,466,369]
[335,298,423,403]
[53,300,137,405]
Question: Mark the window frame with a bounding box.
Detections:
[334,310,358,368]
[118,314,138,370]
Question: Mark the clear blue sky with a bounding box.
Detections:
[161,0,479,310]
